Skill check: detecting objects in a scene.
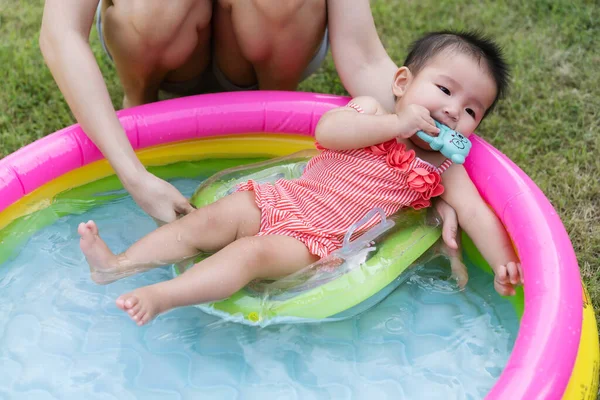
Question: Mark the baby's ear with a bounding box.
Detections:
[392,67,413,98]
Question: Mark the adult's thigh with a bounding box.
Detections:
[213,0,326,89]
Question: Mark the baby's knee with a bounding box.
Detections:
[233,237,272,272]
[105,0,212,50]
[186,205,222,234]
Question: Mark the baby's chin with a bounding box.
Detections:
[408,135,435,151]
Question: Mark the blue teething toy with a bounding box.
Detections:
[416,121,472,164]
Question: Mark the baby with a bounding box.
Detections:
[79,31,522,326]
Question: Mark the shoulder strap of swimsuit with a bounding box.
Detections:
[437,159,453,174]
[346,101,364,113]
[315,102,364,150]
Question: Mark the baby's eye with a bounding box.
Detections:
[466,108,476,119]
[437,85,451,95]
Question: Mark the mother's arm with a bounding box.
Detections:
[327,0,398,112]
[40,0,193,223]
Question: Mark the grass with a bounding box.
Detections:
[0,0,598,328]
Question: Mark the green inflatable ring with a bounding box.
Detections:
[178,154,442,325]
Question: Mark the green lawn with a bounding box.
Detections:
[0,0,598,328]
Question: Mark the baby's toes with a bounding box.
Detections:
[128,302,142,317]
[116,294,138,311]
[85,220,99,235]
[124,296,139,310]
[138,311,153,326]
[115,297,126,310]
[77,222,88,236]
[131,309,144,324]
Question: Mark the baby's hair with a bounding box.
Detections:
[403,30,510,115]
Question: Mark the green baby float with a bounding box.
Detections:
[174,151,443,326]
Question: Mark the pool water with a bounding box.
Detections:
[0,177,518,400]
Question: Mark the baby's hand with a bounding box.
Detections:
[493,262,523,296]
[396,104,440,139]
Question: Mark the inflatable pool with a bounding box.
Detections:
[0,92,597,399]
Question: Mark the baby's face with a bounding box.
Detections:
[395,51,498,136]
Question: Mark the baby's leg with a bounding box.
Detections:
[116,234,318,325]
[79,191,260,284]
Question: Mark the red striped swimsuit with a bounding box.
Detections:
[237,104,452,258]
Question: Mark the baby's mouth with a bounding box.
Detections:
[435,117,456,131]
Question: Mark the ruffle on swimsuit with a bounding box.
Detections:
[317,139,447,210]
[364,140,446,209]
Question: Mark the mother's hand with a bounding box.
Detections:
[126,171,195,224]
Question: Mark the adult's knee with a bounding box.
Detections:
[104,0,212,52]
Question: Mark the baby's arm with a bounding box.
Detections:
[316,96,401,150]
[315,97,439,150]
[441,166,523,295]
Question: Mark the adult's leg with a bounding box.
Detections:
[213,0,327,90]
[116,234,319,325]
[100,0,213,107]
[79,191,261,284]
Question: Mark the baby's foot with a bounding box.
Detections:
[78,221,120,285]
[116,286,168,326]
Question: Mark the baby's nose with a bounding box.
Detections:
[439,113,457,130]
[444,107,459,120]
